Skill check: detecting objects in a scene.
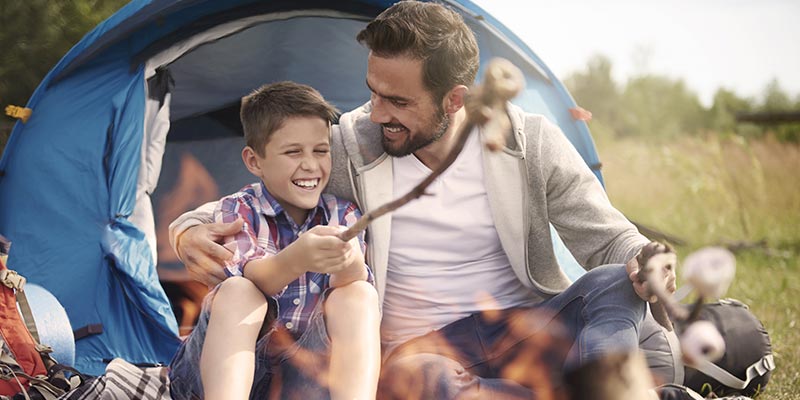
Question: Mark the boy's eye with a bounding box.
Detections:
[314,149,330,154]
[284,150,301,155]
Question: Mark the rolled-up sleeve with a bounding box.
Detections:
[214,194,269,276]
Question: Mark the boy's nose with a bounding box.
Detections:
[300,157,317,171]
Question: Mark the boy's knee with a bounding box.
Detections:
[214,276,267,308]
[326,280,378,311]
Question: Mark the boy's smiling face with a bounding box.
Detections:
[242,116,331,225]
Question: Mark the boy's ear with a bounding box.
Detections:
[443,85,469,114]
[241,146,263,176]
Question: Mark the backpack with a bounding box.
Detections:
[679,299,774,398]
[656,383,754,400]
[0,256,85,399]
[643,298,774,399]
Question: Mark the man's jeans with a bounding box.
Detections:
[378,264,647,400]
[169,288,334,400]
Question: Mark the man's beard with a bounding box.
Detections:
[382,107,449,157]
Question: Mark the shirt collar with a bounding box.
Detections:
[256,182,328,228]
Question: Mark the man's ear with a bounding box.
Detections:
[443,85,469,114]
[241,146,263,176]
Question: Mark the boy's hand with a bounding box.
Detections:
[330,230,367,287]
[289,225,356,275]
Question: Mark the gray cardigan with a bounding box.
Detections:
[170,101,649,304]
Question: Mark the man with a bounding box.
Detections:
[170,1,676,398]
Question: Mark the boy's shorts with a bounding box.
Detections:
[169,286,333,400]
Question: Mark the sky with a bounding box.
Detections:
[472,0,800,107]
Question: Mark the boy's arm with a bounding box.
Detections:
[328,237,367,288]
[243,247,305,296]
[329,201,372,288]
[214,195,300,296]
[245,225,359,296]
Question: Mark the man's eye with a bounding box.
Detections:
[391,100,408,107]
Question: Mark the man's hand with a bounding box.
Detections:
[626,241,677,302]
[176,219,244,287]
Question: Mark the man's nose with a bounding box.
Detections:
[370,95,390,124]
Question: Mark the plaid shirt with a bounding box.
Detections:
[215,182,371,335]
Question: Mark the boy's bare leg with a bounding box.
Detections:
[201,276,269,400]
[325,280,381,400]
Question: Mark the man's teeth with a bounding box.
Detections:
[293,179,319,188]
[385,126,404,133]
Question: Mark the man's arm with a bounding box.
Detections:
[532,116,675,300]
[169,201,238,286]
[535,116,649,267]
[168,201,216,253]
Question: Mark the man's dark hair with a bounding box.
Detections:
[356,1,479,102]
[240,81,339,156]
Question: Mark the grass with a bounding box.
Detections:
[594,127,800,399]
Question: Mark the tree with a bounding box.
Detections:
[708,88,754,135]
[0,0,127,152]
[759,79,800,142]
[618,75,706,139]
[564,54,622,125]
[761,78,792,112]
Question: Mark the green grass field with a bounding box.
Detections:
[594,129,800,399]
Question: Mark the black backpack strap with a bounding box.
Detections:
[688,354,775,390]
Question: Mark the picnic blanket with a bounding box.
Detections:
[60,359,170,400]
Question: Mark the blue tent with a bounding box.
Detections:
[0,0,600,375]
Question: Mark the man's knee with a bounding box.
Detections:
[379,353,473,400]
[588,265,645,313]
[585,264,631,289]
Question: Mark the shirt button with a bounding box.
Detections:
[285,322,294,330]
[293,298,301,305]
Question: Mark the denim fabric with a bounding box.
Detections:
[169,289,333,400]
[378,264,647,400]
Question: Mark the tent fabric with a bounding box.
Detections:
[0,0,601,375]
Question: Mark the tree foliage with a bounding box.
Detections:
[759,79,800,142]
[0,0,127,150]
[709,88,753,135]
[618,75,706,139]
[564,54,800,142]
[564,55,621,125]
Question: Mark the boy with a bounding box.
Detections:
[169,82,381,400]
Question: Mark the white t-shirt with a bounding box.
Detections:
[381,130,543,349]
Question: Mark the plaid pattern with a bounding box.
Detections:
[60,358,170,400]
[214,182,370,335]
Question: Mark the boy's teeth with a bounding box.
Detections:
[293,179,319,188]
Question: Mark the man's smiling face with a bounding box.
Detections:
[366,53,449,157]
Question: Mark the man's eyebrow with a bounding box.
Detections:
[366,79,411,104]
